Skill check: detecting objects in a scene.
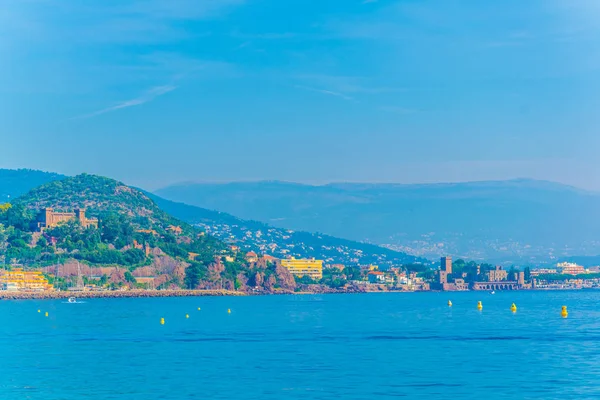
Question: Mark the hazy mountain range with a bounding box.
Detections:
[3,168,599,265]
[156,180,600,264]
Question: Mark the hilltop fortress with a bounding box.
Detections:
[37,207,98,230]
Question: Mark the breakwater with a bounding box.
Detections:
[0,289,245,300]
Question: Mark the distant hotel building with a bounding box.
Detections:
[281,258,323,280]
[0,269,53,291]
[556,262,585,275]
[472,266,526,291]
[487,266,508,282]
[529,268,557,277]
[38,208,98,230]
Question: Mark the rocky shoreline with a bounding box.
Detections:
[0,289,246,300]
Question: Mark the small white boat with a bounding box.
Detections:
[490,291,496,295]
[68,297,76,303]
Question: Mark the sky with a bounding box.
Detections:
[2,0,600,190]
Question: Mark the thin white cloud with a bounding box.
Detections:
[71,85,176,120]
[295,74,405,94]
[294,85,354,101]
[5,0,246,45]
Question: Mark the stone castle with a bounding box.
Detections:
[38,208,98,230]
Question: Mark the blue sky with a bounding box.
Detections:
[2,0,600,190]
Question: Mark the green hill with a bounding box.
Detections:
[0,174,304,292]
[15,173,193,235]
[0,175,227,286]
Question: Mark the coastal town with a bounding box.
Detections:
[2,250,600,295]
[1,183,600,296]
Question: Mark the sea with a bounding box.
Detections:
[1,291,599,400]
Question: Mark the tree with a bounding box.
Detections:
[37,236,48,248]
[343,267,361,281]
[507,266,518,280]
[124,271,136,283]
[184,262,205,289]
[123,248,146,266]
[453,259,467,270]
[404,263,430,274]
[0,223,8,255]
[296,275,316,285]
[3,204,34,231]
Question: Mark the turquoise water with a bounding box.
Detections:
[1,291,600,399]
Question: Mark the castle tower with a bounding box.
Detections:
[75,209,86,223]
[441,256,452,274]
[45,208,54,226]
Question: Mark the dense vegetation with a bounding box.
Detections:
[535,273,600,282]
[0,174,225,271]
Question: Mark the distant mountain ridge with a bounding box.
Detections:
[0,169,65,201]
[155,179,600,263]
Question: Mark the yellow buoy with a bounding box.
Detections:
[510,303,517,312]
[477,301,483,310]
[37,309,41,313]
[185,314,189,319]
[448,300,452,307]
[44,312,48,317]
[160,317,165,325]
[561,306,568,318]
[227,309,231,314]
[197,307,201,311]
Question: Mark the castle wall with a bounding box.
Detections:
[39,208,98,230]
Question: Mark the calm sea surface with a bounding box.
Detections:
[1,291,600,399]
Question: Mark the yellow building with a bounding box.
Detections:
[0,269,53,291]
[281,258,323,280]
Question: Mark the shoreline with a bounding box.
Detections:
[0,289,246,300]
[0,287,595,300]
